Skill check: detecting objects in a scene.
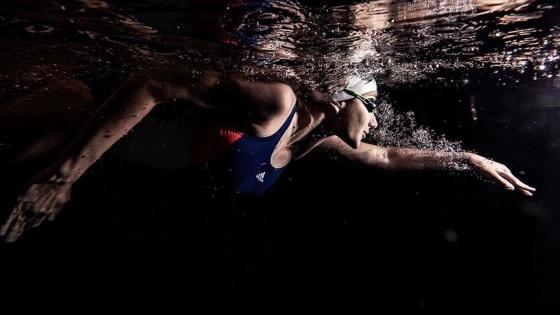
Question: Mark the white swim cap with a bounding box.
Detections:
[333,75,377,101]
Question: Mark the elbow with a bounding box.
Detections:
[355,146,392,170]
[377,149,393,170]
[127,68,177,103]
[376,147,402,170]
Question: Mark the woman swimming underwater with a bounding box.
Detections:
[0,68,536,242]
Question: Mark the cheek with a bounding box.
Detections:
[332,115,359,146]
[354,114,368,131]
[346,112,363,130]
[347,116,366,142]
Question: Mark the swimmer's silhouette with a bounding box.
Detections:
[0,68,535,242]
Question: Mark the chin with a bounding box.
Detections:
[339,131,361,149]
[340,137,359,149]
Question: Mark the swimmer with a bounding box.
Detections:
[0,68,536,242]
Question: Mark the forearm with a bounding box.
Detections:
[382,147,472,171]
[319,137,535,195]
[53,75,160,183]
[320,138,472,171]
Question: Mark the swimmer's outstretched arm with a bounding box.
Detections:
[1,68,294,242]
[314,136,536,196]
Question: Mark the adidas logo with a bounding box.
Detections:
[256,172,266,182]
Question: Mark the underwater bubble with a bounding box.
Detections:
[443,229,459,243]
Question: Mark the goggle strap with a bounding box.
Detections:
[342,88,377,112]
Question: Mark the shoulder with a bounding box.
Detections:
[218,72,297,121]
[130,67,297,123]
[223,72,296,104]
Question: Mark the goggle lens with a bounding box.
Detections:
[342,88,378,115]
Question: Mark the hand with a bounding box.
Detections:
[1,176,72,242]
[468,153,536,196]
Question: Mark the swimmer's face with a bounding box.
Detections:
[334,91,378,149]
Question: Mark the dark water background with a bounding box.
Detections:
[0,0,559,313]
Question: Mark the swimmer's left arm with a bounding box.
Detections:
[315,136,536,196]
[0,68,297,242]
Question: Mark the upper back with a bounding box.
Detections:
[148,67,297,137]
[200,72,298,137]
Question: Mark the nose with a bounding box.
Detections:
[369,113,378,129]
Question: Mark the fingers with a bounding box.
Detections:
[476,158,536,196]
[506,176,536,193]
[2,188,66,242]
[6,227,23,243]
[1,202,22,237]
[30,211,48,228]
[2,181,73,242]
[40,185,59,213]
[6,209,32,242]
[3,203,28,243]
[48,204,64,221]
[2,201,49,243]
[509,181,536,196]
[494,167,536,196]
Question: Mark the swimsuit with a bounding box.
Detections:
[110,101,298,196]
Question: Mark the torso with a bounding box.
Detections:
[187,101,299,196]
[109,99,302,195]
[109,84,323,196]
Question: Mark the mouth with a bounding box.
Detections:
[363,128,370,138]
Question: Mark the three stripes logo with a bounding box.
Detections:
[256,172,266,182]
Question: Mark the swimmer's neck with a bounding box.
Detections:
[287,96,331,159]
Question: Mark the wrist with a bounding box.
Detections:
[449,152,473,171]
[56,155,93,183]
[461,152,473,164]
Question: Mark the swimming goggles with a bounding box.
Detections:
[342,87,378,115]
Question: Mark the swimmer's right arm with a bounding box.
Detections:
[2,70,171,241]
[55,67,295,181]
